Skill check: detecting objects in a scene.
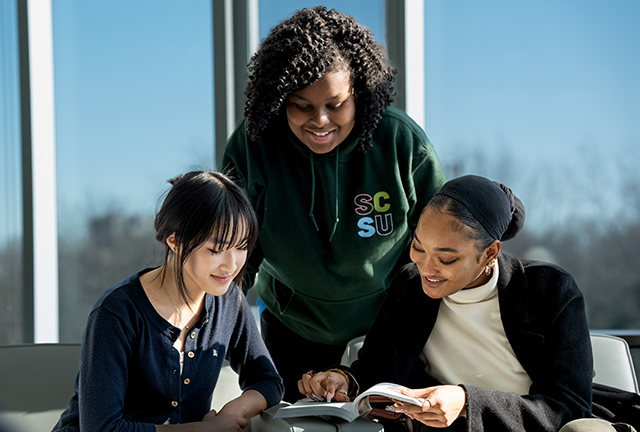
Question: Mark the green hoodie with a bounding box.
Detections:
[220,106,447,345]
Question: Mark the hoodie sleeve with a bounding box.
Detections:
[219,120,265,290]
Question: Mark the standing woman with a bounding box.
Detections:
[220,6,447,401]
[299,175,594,431]
[53,171,283,432]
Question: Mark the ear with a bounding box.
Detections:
[166,233,178,253]
[484,240,502,264]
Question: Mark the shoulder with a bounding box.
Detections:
[373,106,438,158]
[88,272,149,326]
[376,106,427,140]
[501,254,578,288]
[386,263,432,306]
[498,254,583,314]
[223,119,250,155]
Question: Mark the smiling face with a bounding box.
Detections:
[285,69,356,154]
[409,206,500,299]
[168,230,249,298]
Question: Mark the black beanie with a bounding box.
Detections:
[434,175,525,241]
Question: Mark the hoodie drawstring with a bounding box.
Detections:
[308,152,320,232]
[329,146,340,241]
[308,147,340,241]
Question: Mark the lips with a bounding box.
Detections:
[423,275,446,288]
[306,129,334,143]
[212,274,232,284]
[310,130,330,137]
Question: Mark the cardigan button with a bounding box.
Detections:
[190,332,196,339]
[184,378,191,385]
[171,401,178,407]
[187,351,195,358]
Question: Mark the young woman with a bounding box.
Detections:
[298,175,595,431]
[53,170,283,431]
[220,6,447,401]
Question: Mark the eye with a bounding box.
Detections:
[328,102,343,110]
[208,248,222,255]
[295,103,312,111]
[411,241,424,253]
[439,258,457,265]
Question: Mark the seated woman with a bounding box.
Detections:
[53,170,283,432]
[298,174,593,431]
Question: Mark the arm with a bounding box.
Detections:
[226,292,285,408]
[219,121,264,290]
[217,389,268,419]
[155,413,247,432]
[295,264,434,402]
[380,263,592,431]
[458,264,592,431]
[77,307,155,432]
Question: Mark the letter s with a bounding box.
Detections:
[357,217,376,238]
[354,194,374,216]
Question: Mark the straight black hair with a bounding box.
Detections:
[154,170,258,306]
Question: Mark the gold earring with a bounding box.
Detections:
[484,258,496,276]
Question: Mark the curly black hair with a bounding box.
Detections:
[244,6,396,153]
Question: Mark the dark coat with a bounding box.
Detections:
[349,253,593,432]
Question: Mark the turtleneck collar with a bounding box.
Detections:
[445,259,500,305]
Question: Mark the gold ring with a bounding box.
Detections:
[305,370,315,377]
[337,389,348,395]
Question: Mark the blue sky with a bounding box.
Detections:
[2,1,639,242]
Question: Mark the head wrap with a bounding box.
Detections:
[435,175,515,241]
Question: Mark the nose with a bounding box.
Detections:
[219,250,238,273]
[309,107,330,127]
[415,254,438,275]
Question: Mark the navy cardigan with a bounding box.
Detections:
[349,253,593,432]
[53,269,283,432]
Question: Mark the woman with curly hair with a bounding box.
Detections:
[220,6,447,401]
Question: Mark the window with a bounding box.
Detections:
[53,1,214,341]
[0,1,23,344]
[424,1,640,330]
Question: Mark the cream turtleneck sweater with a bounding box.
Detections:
[420,261,533,395]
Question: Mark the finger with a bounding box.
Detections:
[297,378,308,396]
[401,387,433,398]
[309,374,329,400]
[324,375,339,402]
[334,388,349,402]
[299,370,316,396]
[236,417,249,429]
[421,398,433,412]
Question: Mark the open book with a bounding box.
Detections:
[273,382,425,422]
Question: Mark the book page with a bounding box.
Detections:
[357,382,425,406]
[273,399,362,422]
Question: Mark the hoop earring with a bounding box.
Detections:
[484,258,496,276]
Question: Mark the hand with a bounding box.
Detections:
[217,389,268,419]
[155,410,248,431]
[393,385,467,428]
[297,370,349,402]
[201,409,248,431]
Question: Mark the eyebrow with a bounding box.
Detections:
[412,233,459,253]
[290,93,344,103]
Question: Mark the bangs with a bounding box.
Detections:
[208,209,257,251]
[203,184,259,252]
